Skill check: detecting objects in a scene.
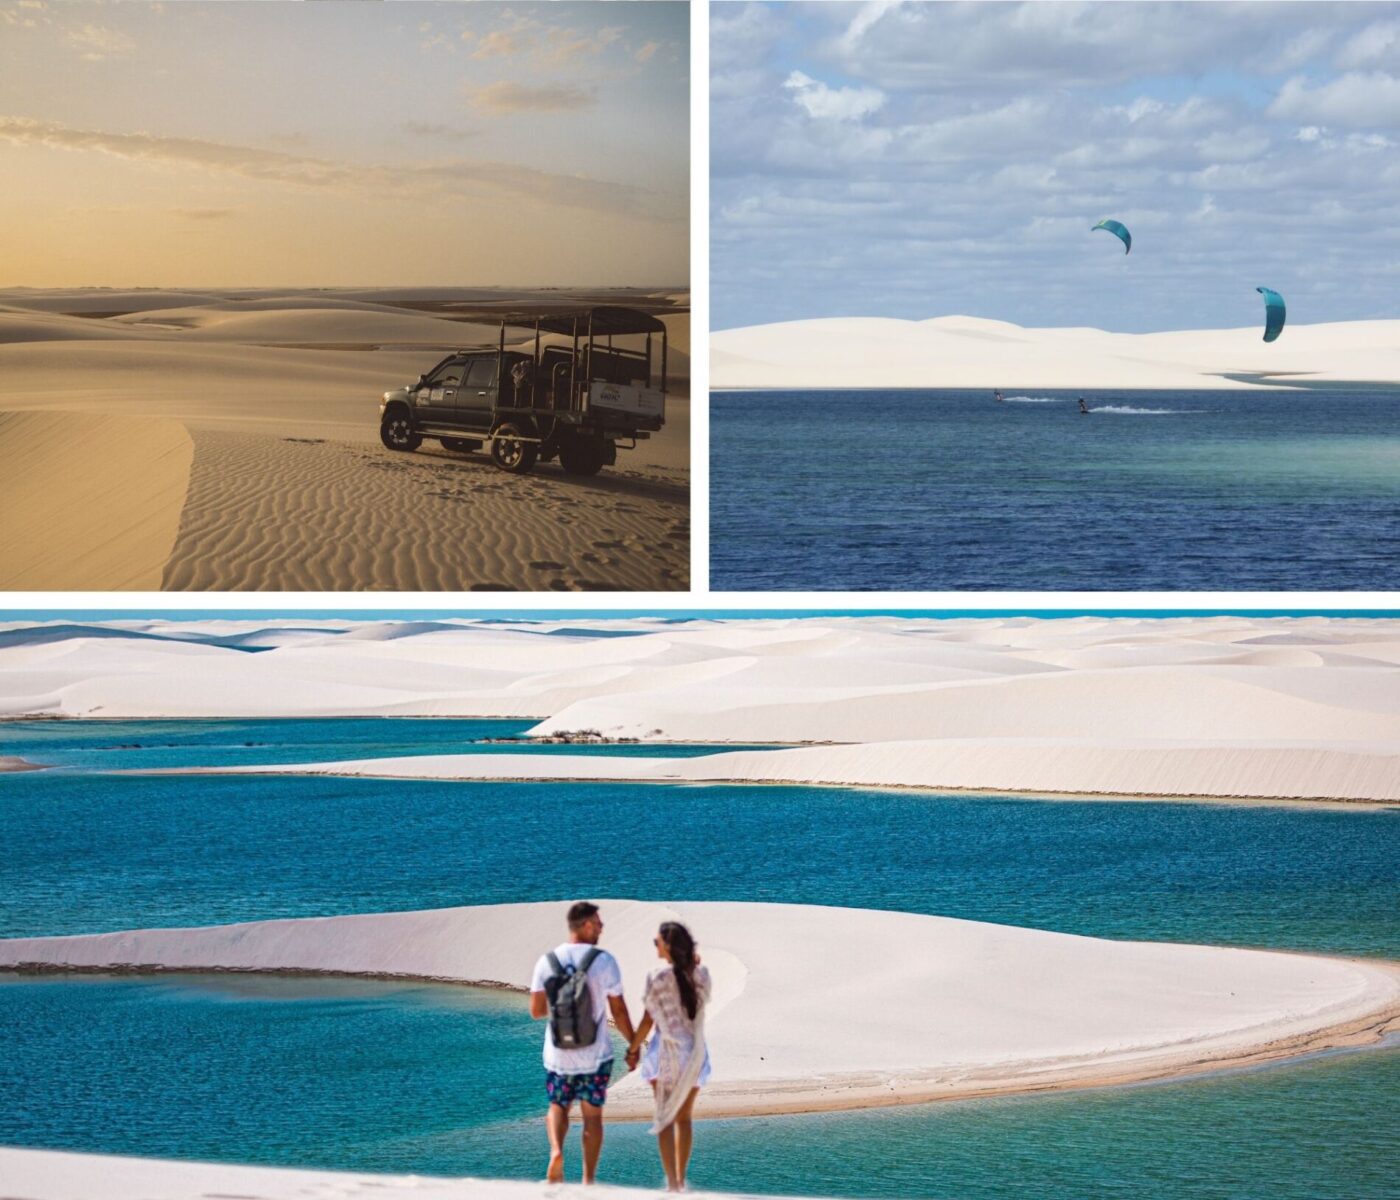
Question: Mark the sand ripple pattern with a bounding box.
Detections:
[162,433,688,591]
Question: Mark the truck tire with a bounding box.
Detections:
[490,423,538,474]
[441,437,481,453]
[558,435,608,477]
[380,408,421,452]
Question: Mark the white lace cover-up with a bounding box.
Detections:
[640,963,711,1133]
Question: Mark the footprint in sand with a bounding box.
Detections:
[530,561,566,570]
[592,540,625,550]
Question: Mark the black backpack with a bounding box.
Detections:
[543,947,602,1049]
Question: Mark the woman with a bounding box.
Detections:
[625,921,711,1192]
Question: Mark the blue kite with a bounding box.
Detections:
[1256,287,1286,343]
[1091,218,1132,255]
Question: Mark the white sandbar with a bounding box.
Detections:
[3,900,1396,1119]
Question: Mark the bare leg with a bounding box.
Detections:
[650,1082,682,1192]
[675,1088,700,1190]
[545,1102,569,1183]
[580,1101,605,1185]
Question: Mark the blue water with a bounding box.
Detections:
[2,721,1398,1197]
[710,389,1400,590]
[0,717,774,773]
[3,973,1397,1198]
[3,772,1397,954]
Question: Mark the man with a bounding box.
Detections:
[530,901,635,1185]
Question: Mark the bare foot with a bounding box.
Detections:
[547,1153,564,1184]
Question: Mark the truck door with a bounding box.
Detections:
[456,356,498,431]
[416,357,465,423]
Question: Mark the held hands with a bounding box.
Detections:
[624,1043,641,1072]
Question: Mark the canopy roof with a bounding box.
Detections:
[523,306,667,337]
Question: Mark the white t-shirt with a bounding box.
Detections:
[530,943,624,1074]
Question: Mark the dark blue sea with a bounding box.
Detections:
[710,389,1400,590]
[2,719,1397,1197]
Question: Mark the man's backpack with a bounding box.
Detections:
[543,947,602,1049]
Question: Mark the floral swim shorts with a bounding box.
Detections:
[545,1060,614,1109]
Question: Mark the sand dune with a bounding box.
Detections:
[255,739,1400,804]
[0,411,192,590]
[2,616,1397,803]
[712,314,1400,389]
[3,901,1395,1118]
[0,288,688,590]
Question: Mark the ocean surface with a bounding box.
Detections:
[710,388,1400,590]
[2,720,1397,1198]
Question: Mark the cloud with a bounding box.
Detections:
[401,121,477,143]
[826,1,1386,91]
[472,29,522,59]
[0,116,655,218]
[542,25,623,65]
[783,70,885,120]
[465,81,594,114]
[64,23,134,61]
[461,14,626,66]
[1334,18,1400,68]
[1269,71,1400,127]
[635,40,660,64]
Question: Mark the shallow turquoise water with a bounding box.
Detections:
[3,771,1395,954]
[2,720,1397,1196]
[2,972,1395,1199]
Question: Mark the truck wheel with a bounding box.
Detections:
[490,423,538,474]
[380,410,421,452]
[441,437,480,454]
[558,436,608,477]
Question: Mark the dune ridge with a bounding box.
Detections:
[3,900,1395,1120]
[711,315,1400,390]
[0,411,192,590]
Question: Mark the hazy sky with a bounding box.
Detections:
[712,1,1400,331]
[0,1,687,287]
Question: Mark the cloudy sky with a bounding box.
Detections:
[0,1,686,287]
[712,1,1400,331]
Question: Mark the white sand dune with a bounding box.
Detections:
[0,288,688,590]
[0,1147,763,1200]
[221,739,1400,804]
[2,615,1397,803]
[3,901,1395,1118]
[0,411,192,590]
[712,314,1400,390]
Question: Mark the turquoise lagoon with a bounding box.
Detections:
[1,719,1397,1197]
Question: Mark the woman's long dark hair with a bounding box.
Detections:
[659,922,699,1020]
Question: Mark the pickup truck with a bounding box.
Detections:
[378,305,668,476]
